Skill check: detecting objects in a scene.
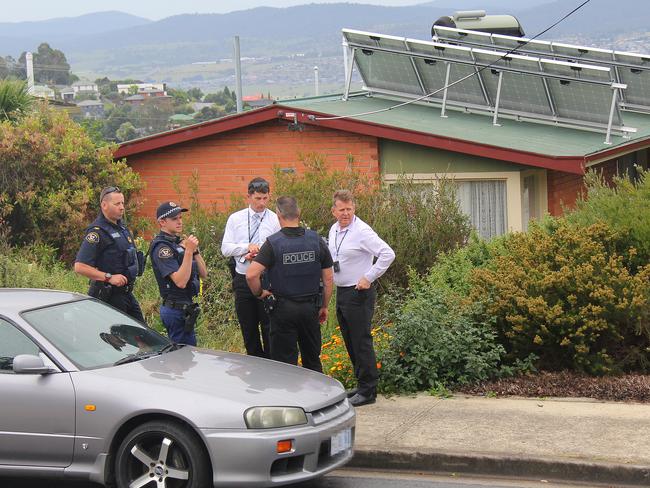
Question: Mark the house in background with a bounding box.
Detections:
[76,99,105,118]
[114,28,650,239]
[71,81,99,98]
[117,83,167,96]
[124,94,146,106]
[31,85,55,100]
[59,87,75,102]
[243,94,274,108]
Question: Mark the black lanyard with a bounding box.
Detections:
[334,229,349,259]
[247,209,266,243]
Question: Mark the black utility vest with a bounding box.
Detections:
[87,217,139,283]
[150,234,200,302]
[267,229,321,298]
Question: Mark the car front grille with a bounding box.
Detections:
[309,398,350,426]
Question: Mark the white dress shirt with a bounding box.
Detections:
[221,207,281,275]
[328,216,395,287]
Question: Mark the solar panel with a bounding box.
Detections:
[406,39,487,106]
[471,49,553,117]
[342,28,634,143]
[433,25,650,113]
[615,51,650,110]
[344,30,423,96]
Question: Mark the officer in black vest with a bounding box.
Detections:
[75,186,145,322]
[150,201,208,345]
[246,196,333,372]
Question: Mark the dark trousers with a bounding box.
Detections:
[233,273,270,358]
[336,285,378,396]
[160,305,197,346]
[89,285,144,323]
[270,297,322,373]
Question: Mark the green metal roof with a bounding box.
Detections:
[280,93,650,158]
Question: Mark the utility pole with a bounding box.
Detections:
[26,52,35,94]
[314,66,319,97]
[233,36,243,113]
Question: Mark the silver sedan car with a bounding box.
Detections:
[0,289,355,487]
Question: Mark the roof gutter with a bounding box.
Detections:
[114,103,586,175]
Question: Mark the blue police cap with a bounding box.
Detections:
[156,201,188,220]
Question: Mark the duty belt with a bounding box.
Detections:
[163,299,194,310]
[115,283,134,294]
[276,294,318,303]
[90,281,134,294]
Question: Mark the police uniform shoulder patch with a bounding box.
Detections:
[85,231,100,244]
[158,246,173,259]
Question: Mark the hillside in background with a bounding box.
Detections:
[0,11,151,55]
[1,0,648,97]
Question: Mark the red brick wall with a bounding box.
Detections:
[546,159,618,216]
[126,121,379,221]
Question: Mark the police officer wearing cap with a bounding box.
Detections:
[75,186,145,322]
[150,201,208,346]
[246,196,333,372]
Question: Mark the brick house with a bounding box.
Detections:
[114,95,650,239]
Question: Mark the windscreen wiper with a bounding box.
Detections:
[159,342,183,354]
[113,351,160,366]
[113,343,183,365]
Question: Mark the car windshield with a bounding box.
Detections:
[22,299,171,370]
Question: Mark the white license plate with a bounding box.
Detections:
[330,427,352,456]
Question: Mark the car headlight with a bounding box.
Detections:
[244,407,308,429]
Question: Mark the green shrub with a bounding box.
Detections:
[377,282,505,393]
[471,220,650,374]
[0,105,143,261]
[565,169,650,270]
[272,152,378,235]
[379,292,504,393]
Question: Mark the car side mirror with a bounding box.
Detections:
[13,354,54,375]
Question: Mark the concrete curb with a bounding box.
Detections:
[349,447,650,486]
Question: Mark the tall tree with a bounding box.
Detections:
[18,43,74,85]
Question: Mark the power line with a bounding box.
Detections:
[311,0,593,121]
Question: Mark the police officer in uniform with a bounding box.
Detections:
[150,201,208,346]
[246,196,333,372]
[74,186,145,322]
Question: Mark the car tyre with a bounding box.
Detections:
[114,420,211,488]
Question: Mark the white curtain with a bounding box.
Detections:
[457,180,507,239]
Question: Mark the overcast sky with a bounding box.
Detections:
[2,0,427,22]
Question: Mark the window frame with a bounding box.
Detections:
[384,171,524,234]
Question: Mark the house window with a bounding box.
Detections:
[456,180,507,239]
[384,171,528,238]
[522,175,537,232]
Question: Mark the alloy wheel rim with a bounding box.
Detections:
[127,436,190,488]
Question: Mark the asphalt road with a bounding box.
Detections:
[0,468,600,488]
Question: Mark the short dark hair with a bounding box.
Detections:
[332,189,355,207]
[248,177,270,195]
[276,196,300,220]
[100,186,122,204]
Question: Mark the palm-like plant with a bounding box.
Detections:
[0,78,33,122]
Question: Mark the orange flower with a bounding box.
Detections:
[376,361,382,369]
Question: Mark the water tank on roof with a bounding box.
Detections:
[432,10,525,37]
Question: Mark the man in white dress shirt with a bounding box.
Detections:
[221,177,281,358]
[328,190,395,406]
